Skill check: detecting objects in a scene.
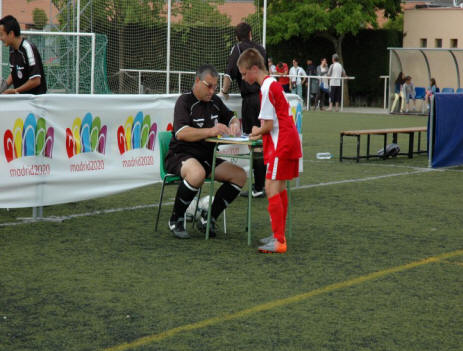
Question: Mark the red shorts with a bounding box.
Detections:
[266,157,299,180]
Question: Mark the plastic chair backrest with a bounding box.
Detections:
[456,88,463,93]
[158,131,173,179]
[414,87,426,99]
[442,87,455,93]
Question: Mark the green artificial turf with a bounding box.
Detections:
[1,111,462,351]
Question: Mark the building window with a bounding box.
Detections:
[420,38,427,48]
[435,38,442,48]
[450,39,458,48]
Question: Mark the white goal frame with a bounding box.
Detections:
[22,31,96,94]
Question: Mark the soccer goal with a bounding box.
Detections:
[20,30,109,94]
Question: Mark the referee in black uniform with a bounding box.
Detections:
[221,22,267,198]
[165,64,246,239]
[0,15,47,95]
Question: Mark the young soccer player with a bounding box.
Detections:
[237,48,302,253]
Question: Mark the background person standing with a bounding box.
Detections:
[326,54,346,112]
[0,15,47,95]
[276,61,290,93]
[289,58,306,100]
[221,22,267,198]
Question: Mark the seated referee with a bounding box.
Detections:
[165,64,246,239]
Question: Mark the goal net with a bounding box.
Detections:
[1,30,109,94]
[48,0,263,94]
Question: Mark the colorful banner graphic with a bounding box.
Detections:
[3,113,54,163]
[0,94,302,208]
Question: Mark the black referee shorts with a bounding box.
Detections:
[165,152,225,178]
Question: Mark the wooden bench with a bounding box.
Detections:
[340,126,427,162]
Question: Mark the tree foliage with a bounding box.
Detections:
[266,0,401,47]
[177,0,231,27]
[33,8,48,30]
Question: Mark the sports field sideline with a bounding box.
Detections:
[1,110,462,351]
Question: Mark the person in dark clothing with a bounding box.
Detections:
[221,22,267,198]
[166,64,246,239]
[0,15,47,95]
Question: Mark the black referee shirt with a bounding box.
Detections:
[167,91,235,161]
[9,38,47,94]
[225,40,267,97]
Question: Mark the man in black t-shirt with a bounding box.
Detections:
[0,15,47,95]
[221,22,267,199]
[165,64,246,239]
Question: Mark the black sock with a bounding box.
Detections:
[211,182,242,220]
[253,156,266,191]
[171,179,199,221]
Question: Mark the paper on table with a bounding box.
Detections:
[217,135,250,142]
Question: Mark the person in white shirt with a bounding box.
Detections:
[289,58,306,99]
[268,57,277,76]
[326,54,346,112]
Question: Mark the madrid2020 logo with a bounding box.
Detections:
[3,113,54,163]
[66,112,107,158]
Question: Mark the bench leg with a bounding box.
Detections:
[340,134,344,162]
[383,134,387,160]
[408,132,414,158]
[417,132,421,153]
[356,135,360,163]
[366,134,370,160]
[393,133,398,144]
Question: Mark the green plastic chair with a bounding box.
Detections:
[154,131,226,234]
[155,131,181,232]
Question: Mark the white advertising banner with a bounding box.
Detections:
[0,93,303,208]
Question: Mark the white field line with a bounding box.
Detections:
[0,202,173,227]
[293,168,434,191]
[0,168,438,227]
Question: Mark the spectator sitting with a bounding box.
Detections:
[425,78,438,110]
[401,75,416,113]
[390,71,405,113]
[276,61,290,93]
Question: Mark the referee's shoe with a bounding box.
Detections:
[240,185,265,198]
[196,210,217,238]
[168,217,190,239]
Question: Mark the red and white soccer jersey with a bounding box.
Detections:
[258,76,302,179]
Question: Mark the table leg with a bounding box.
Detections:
[287,180,292,239]
[206,144,218,240]
[247,148,254,246]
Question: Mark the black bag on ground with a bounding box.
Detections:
[377,143,400,157]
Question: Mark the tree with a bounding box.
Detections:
[33,8,48,30]
[267,0,401,61]
[266,0,402,103]
[178,0,231,27]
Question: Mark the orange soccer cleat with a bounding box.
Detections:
[258,237,287,253]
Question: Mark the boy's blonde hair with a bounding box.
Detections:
[237,48,267,72]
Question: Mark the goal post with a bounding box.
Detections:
[22,31,95,94]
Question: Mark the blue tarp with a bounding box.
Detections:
[432,93,463,168]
